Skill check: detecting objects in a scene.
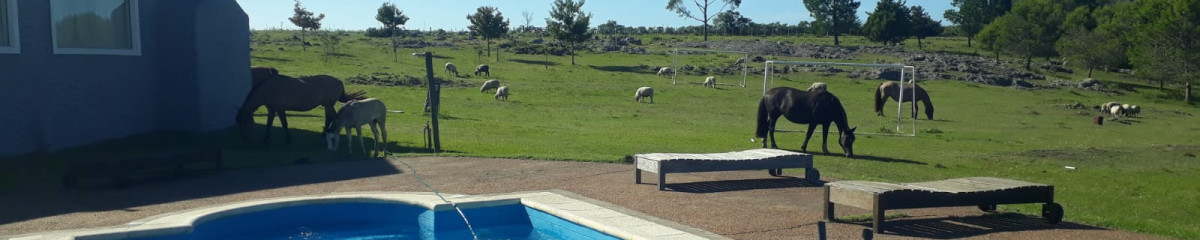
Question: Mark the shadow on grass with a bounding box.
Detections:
[509,59,558,66]
[852,154,927,165]
[859,212,1105,239]
[251,56,292,62]
[588,65,653,74]
[252,113,322,118]
[0,126,459,225]
[657,176,823,193]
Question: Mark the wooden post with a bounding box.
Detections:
[424,52,442,153]
[872,193,885,233]
[824,185,835,221]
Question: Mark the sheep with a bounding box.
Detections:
[656,67,672,76]
[1096,102,1121,113]
[703,76,717,88]
[807,82,827,92]
[474,64,491,77]
[445,62,459,77]
[411,52,425,57]
[1109,105,1124,120]
[494,86,509,101]
[635,87,654,103]
[480,79,501,93]
[1126,105,1141,117]
[733,57,746,66]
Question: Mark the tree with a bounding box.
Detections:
[376,2,409,61]
[666,0,742,41]
[596,20,624,37]
[467,6,510,62]
[979,14,1039,69]
[714,10,752,35]
[909,6,944,49]
[288,0,324,51]
[1056,27,1107,78]
[978,0,1067,69]
[546,0,593,65]
[521,11,535,32]
[862,0,910,45]
[1128,0,1199,101]
[803,0,861,46]
[944,0,1011,47]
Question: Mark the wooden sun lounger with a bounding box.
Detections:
[823,177,1063,233]
[634,149,820,191]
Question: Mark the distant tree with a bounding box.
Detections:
[288,0,325,51]
[596,20,624,37]
[862,0,910,45]
[1128,0,1199,101]
[909,6,943,49]
[1090,2,1135,70]
[1056,27,1110,78]
[944,0,1011,47]
[376,2,409,61]
[521,11,535,32]
[979,0,1066,69]
[666,0,742,41]
[546,0,593,65]
[467,6,510,62]
[714,10,752,35]
[803,0,861,46]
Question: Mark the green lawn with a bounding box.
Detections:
[3,31,1197,239]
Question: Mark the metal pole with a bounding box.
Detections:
[763,61,772,95]
[741,53,748,87]
[672,48,678,85]
[909,66,918,136]
[897,68,905,133]
[424,52,441,153]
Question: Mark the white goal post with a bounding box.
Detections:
[763,60,918,136]
[671,48,749,87]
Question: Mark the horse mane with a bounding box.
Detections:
[242,74,291,109]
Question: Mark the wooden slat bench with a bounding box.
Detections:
[62,150,223,188]
[634,149,820,191]
[823,177,1063,233]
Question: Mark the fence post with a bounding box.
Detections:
[424,52,442,153]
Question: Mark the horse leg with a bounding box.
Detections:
[801,123,819,153]
[380,121,388,156]
[767,117,779,149]
[278,111,290,145]
[369,123,381,157]
[263,110,276,143]
[356,127,367,155]
[323,103,335,132]
[820,123,832,154]
[912,102,920,119]
[344,127,353,154]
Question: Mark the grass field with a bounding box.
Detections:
[3,31,1197,238]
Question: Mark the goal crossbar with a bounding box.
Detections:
[763,60,918,136]
[672,48,749,87]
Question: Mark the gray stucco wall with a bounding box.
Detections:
[0,0,249,157]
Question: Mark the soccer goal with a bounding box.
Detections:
[670,48,749,87]
[763,60,918,137]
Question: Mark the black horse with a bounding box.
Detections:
[756,87,857,157]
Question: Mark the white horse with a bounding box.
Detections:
[703,76,717,88]
[324,98,388,157]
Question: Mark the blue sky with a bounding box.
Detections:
[236,0,953,31]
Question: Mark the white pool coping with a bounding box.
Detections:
[5,190,730,240]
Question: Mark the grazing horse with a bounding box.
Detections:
[250,66,279,87]
[756,87,857,157]
[236,74,366,144]
[324,98,388,157]
[874,81,935,120]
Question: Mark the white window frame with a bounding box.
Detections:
[49,0,141,56]
[0,0,19,54]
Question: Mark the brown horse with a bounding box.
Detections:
[236,74,365,144]
[874,81,935,120]
[250,66,278,87]
[756,87,857,157]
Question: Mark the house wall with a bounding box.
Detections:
[0,0,249,157]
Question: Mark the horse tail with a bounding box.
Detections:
[340,90,367,103]
[755,96,770,139]
[873,84,885,114]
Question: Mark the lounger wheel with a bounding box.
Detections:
[805,168,821,184]
[1042,202,1064,224]
[768,168,783,176]
[978,204,997,212]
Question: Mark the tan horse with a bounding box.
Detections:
[236,74,365,144]
[324,98,388,157]
[874,81,935,120]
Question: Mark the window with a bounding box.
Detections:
[0,0,18,54]
[50,0,140,55]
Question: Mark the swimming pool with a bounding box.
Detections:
[13,191,721,240]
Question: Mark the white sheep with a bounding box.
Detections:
[1097,101,1121,113]
[703,76,717,88]
[1109,105,1124,119]
[480,79,501,93]
[656,67,672,76]
[635,87,654,103]
[475,64,491,77]
[494,86,509,101]
[412,52,425,57]
[807,82,827,91]
[445,62,459,77]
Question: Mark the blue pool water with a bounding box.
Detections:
[132,202,619,240]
